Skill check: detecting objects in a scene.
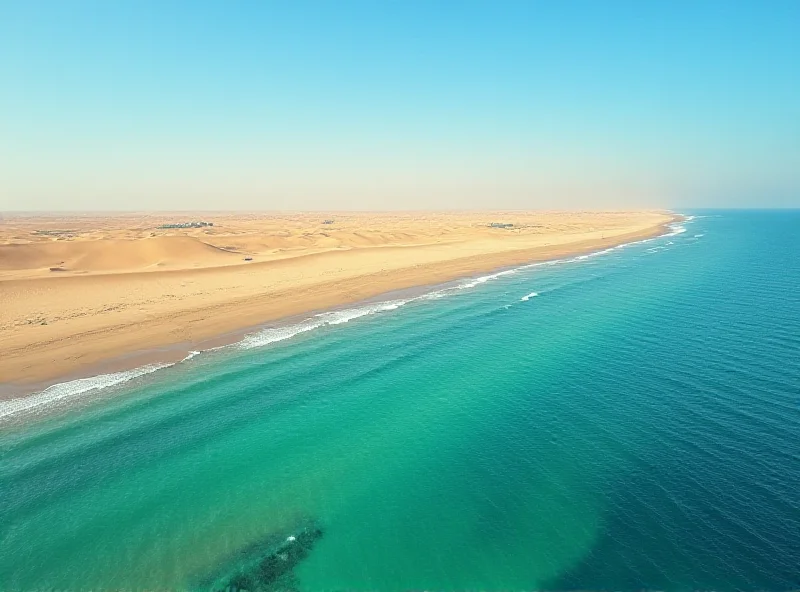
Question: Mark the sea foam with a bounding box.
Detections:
[239,300,410,349]
[0,363,172,421]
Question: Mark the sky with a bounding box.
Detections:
[1,1,798,211]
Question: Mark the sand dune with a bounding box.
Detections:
[0,236,242,273]
[0,211,676,388]
[1,211,651,276]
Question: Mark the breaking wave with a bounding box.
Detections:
[239,300,410,349]
[0,364,172,421]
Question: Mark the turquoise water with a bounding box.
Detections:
[1,211,799,591]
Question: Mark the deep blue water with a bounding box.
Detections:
[1,210,799,591]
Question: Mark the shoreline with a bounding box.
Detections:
[0,214,681,400]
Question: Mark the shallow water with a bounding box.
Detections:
[1,211,799,591]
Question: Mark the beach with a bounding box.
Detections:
[0,211,675,388]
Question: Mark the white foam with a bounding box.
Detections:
[316,299,409,325]
[665,224,686,236]
[0,364,172,421]
[182,350,201,362]
[239,299,410,349]
[455,269,517,290]
[418,290,448,300]
[238,318,322,349]
[416,269,519,300]
[666,213,702,237]
[588,247,617,258]
[520,292,539,302]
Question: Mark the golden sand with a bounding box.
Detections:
[0,211,675,385]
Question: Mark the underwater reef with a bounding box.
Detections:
[194,520,323,592]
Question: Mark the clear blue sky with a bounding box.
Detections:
[1,1,798,210]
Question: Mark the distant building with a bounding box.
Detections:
[488,222,514,229]
[157,221,213,229]
[322,219,334,224]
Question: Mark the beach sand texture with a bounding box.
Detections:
[0,211,674,385]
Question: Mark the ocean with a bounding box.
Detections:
[1,210,799,591]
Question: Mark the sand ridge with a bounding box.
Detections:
[0,211,676,386]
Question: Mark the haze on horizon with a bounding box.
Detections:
[1,1,798,212]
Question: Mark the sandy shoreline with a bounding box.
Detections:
[0,211,678,396]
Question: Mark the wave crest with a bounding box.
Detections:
[0,364,172,421]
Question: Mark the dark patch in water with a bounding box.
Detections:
[193,521,323,592]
